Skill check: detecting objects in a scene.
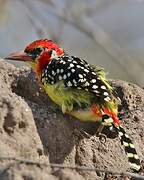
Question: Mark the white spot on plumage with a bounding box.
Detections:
[101,85,106,90]
[92,85,98,89]
[91,79,96,83]
[60,60,64,63]
[57,69,60,73]
[78,74,83,78]
[81,59,87,64]
[48,74,52,78]
[77,65,81,68]
[69,63,74,68]
[52,70,55,75]
[63,74,67,79]
[84,69,89,73]
[60,60,66,64]
[79,78,86,83]
[123,141,129,147]
[93,90,99,94]
[104,92,109,96]
[80,66,84,70]
[71,69,75,73]
[77,87,81,89]
[104,97,111,102]
[118,132,123,136]
[67,72,71,77]
[60,69,64,73]
[67,81,72,87]
[92,72,96,75]
[84,81,90,86]
[73,79,77,84]
[73,61,77,64]
[58,76,62,80]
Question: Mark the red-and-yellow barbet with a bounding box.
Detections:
[6,39,141,171]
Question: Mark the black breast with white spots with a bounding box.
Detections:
[41,54,112,102]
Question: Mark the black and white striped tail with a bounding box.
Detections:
[116,125,141,171]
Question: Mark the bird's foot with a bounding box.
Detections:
[98,133,107,144]
[74,128,91,138]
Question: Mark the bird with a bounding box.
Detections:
[6,39,141,171]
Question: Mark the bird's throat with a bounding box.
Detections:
[34,57,50,79]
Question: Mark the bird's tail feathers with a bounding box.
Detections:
[102,114,141,171]
[116,125,141,171]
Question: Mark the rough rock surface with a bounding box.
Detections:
[0,58,144,180]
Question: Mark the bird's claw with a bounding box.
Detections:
[98,133,107,144]
[74,129,91,138]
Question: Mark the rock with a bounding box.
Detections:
[0,58,144,179]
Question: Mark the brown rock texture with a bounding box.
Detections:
[0,58,144,180]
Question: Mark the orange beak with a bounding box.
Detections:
[5,51,33,62]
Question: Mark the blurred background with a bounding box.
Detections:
[0,0,144,87]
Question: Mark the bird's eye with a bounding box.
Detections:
[48,50,53,55]
[26,47,44,59]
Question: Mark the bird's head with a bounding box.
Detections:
[6,39,64,77]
